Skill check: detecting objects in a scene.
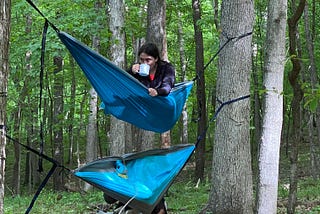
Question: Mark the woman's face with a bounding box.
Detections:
[139,52,158,70]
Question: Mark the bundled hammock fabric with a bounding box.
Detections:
[73,144,195,213]
[58,32,193,133]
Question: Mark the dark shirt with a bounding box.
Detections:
[128,61,175,96]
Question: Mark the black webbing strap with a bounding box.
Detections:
[21,2,64,212]
[193,31,253,81]
[37,20,48,173]
[6,134,64,169]
[194,94,250,148]
[25,0,59,33]
[25,0,59,173]
[204,31,253,71]
[25,164,57,214]
[5,134,70,214]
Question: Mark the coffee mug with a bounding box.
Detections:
[139,64,150,76]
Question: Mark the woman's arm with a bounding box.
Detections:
[156,63,175,96]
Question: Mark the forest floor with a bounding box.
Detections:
[4,142,320,213]
[275,142,320,214]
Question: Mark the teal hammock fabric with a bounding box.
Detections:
[58,32,193,133]
[74,144,195,213]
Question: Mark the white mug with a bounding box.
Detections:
[139,64,150,76]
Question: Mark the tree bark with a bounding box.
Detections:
[85,0,101,172]
[192,0,206,182]
[0,0,11,211]
[11,15,33,195]
[303,1,320,179]
[147,0,167,61]
[84,86,98,191]
[208,0,254,213]
[287,1,306,213]
[256,0,287,213]
[86,87,98,162]
[108,0,128,156]
[177,10,189,145]
[67,55,76,166]
[76,93,88,167]
[146,0,169,149]
[52,56,64,191]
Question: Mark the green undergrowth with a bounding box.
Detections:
[4,181,209,214]
[277,178,320,214]
[166,181,210,213]
[5,177,320,213]
[5,189,105,214]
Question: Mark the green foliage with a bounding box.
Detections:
[4,189,105,214]
[167,181,209,213]
[6,0,320,213]
[303,83,320,112]
[4,179,209,213]
[278,178,320,214]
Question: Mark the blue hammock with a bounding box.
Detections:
[58,32,193,133]
[73,144,195,213]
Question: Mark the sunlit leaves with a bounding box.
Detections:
[303,83,320,113]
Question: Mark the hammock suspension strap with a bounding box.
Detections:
[5,133,70,214]
[194,94,250,148]
[25,0,59,33]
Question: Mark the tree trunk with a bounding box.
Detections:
[12,106,21,196]
[11,73,30,195]
[252,60,261,161]
[108,0,128,156]
[24,96,35,190]
[11,18,33,195]
[303,1,320,179]
[146,0,169,149]
[84,86,98,191]
[76,93,88,167]
[252,2,262,160]
[86,87,98,162]
[52,56,64,191]
[211,0,220,30]
[256,0,287,213]
[307,113,319,179]
[0,0,10,211]
[208,0,254,213]
[192,0,206,183]
[287,1,306,213]
[67,55,76,166]
[12,13,34,196]
[147,0,167,61]
[22,14,41,190]
[86,0,101,168]
[177,10,188,145]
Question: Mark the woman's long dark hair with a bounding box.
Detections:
[138,43,161,64]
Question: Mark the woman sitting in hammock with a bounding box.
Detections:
[128,43,175,97]
[130,43,173,213]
